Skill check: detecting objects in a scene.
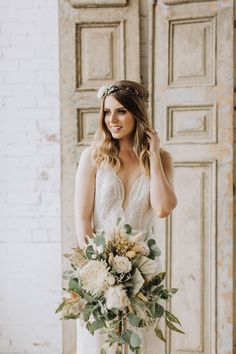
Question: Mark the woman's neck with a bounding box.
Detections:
[118,137,134,153]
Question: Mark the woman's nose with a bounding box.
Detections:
[110,112,118,122]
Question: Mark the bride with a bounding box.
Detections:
[74,80,177,353]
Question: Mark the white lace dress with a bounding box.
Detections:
[76,166,162,354]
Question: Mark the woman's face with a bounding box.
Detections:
[104,95,136,140]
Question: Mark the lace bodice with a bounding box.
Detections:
[93,166,155,234]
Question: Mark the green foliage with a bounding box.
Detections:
[149,272,166,286]
[85,245,95,259]
[150,302,164,318]
[55,300,65,314]
[130,332,141,348]
[165,319,185,334]
[152,284,164,295]
[155,327,166,342]
[159,288,178,300]
[115,346,123,354]
[123,223,132,234]
[82,305,93,321]
[94,235,106,247]
[164,310,182,326]
[128,313,142,327]
[90,319,106,332]
[121,329,132,344]
[147,239,161,259]
[69,278,80,291]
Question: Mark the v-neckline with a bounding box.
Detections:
[111,169,144,214]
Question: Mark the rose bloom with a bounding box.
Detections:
[106,274,116,286]
[104,285,129,310]
[79,260,109,296]
[125,250,136,259]
[113,255,132,274]
[62,298,86,317]
[132,241,150,256]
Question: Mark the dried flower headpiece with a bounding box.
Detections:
[97,83,146,100]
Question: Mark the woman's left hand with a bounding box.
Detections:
[146,128,160,156]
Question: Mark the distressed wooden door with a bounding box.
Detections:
[59,0,141,353]
[151,0,234,353]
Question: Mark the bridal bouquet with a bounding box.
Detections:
[55,219,184,353]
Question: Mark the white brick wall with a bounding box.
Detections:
[0,1,62,353]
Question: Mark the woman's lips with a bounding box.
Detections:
[110,126,122,133]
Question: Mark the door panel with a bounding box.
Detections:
[59,0,141,353]
[153,1,234,353]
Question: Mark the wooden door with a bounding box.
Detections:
[59,0,141,353]
[152,0,234,353]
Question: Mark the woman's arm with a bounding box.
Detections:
[74,146,96,247]
[149,149,177,217]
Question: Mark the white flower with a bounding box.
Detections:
[104,285,129,310]
[106,274,116,286]
[133,241,150,256]
[97,84,114,99]
[97,85,107,99]
[79,260,109,296]
[132,241,150,256]
[113,255,132,274]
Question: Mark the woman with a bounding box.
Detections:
[74,80,177,353]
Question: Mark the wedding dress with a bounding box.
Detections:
[76,165,162,354]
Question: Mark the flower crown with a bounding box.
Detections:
[97,83,146,100]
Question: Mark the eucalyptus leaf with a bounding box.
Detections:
[159,288,178,300]
[55,301,65,313]
[128,313,142,327]
[115,346,123,354]
[155,327,166,342]
[150,272,166,286]
[124,224,132,234]
[86,321,94,335]
[130,332,141,348]
[85,245,95,259]
[150,302,164,318]
[121,329,132,344]
[69,278,79,291]
[152,284,164,295]
[94,235,105,246]
[100,348,106,354]
[166,319,185,334]
[165,310,182,326]
[82,305,93,321]
[147,239,156,247]
[147,240,161,255]
[150,244,161,256]
[90,319,106,332]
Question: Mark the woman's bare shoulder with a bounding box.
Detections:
[159,147,173,163]
[76,146,97,176]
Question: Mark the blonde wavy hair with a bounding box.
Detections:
[92,80,152,176]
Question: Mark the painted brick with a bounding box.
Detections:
[0,0,62,353]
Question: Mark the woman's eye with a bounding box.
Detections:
[118,110,126,114]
